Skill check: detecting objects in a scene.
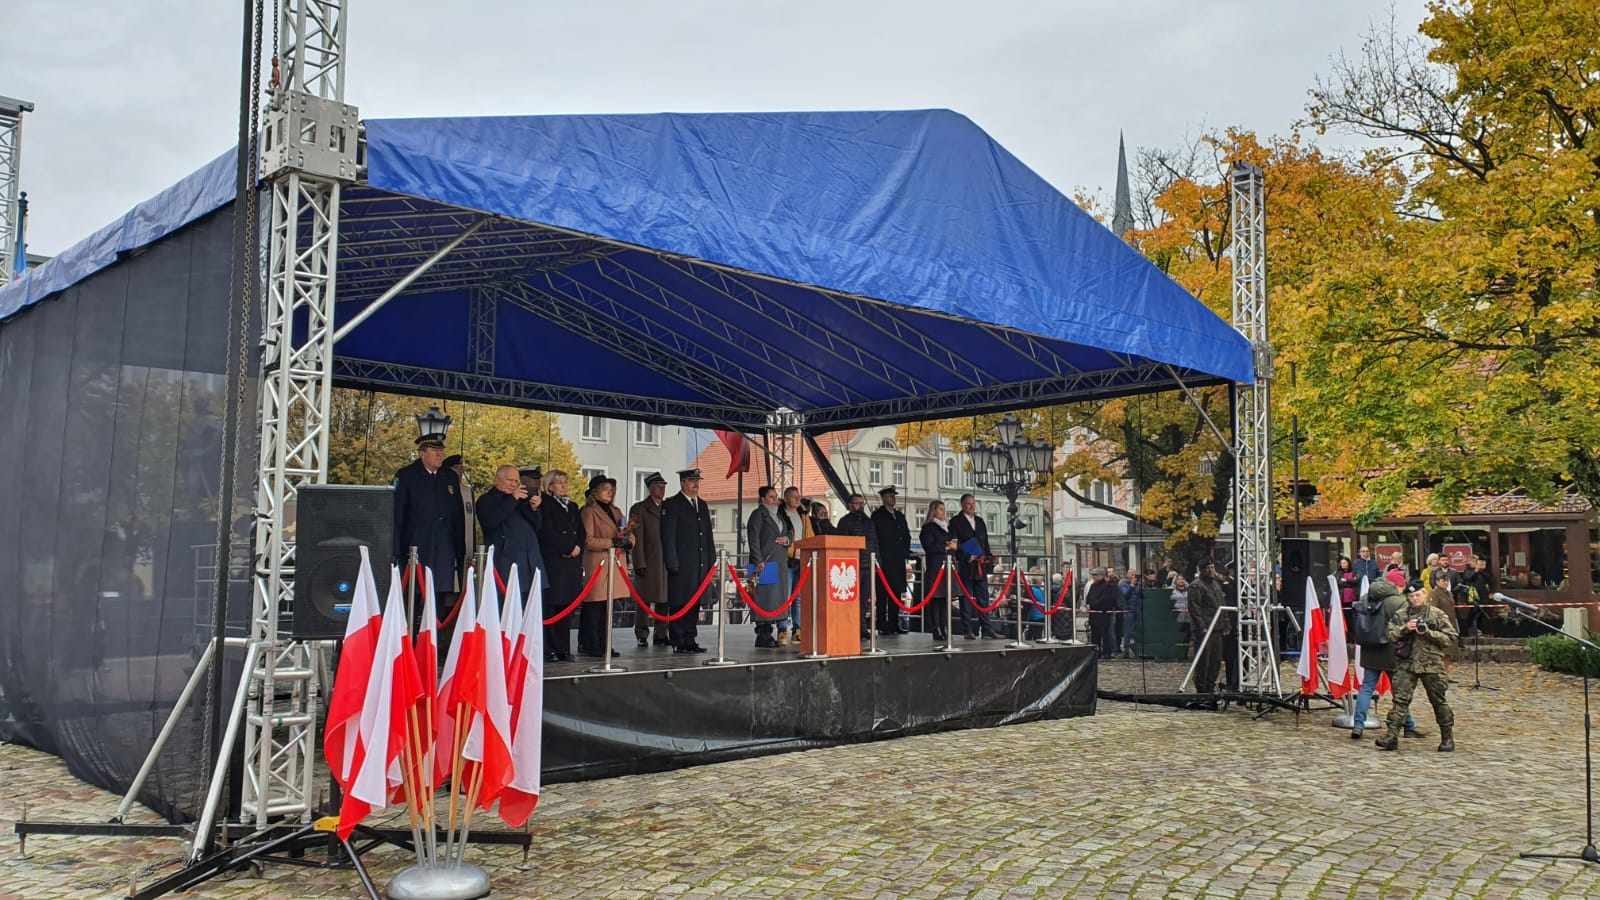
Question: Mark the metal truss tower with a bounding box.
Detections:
[1228,162,1279,696]
[0,96,34,288]
[238,0,358,829]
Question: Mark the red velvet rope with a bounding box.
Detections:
[1024,573,1072,616]
[727,561,810,620]
[613,551,717,623]
[876,562,943,614]
[541,562,607,626]
[402,563,467,630]
[953,568,1012,614]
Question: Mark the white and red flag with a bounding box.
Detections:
[500,576,545,827]
[1325,573,1354,698]
[433,567,479,786]
[336,569,425,839]
[501,564,523,666]
[323,545,383,791]
[1296,575,1328,695]
[462,548,516,810]
[416,565,440,711]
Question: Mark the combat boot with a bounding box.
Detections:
[1438,726,1454,753]
[1374,732,1399,751]
[1403,725,1427,739]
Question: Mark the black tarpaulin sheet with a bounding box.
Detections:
[540,644,1096,783]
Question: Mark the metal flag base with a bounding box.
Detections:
[702,656,738,666]
[1332,711,1380,729]
[387,862,492,900]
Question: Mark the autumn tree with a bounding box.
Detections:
[327,389,580,492]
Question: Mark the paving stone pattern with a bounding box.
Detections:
[2,663,1598,898]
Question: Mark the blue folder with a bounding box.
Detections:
[960,537,984,558]
[747,561,781,585]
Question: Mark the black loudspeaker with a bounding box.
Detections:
[293,484,394,640]
[1279,537,1333,609]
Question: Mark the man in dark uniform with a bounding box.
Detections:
[870,486,912,635]
[835,493,879,639]
[536,469,583,662]
[393,432,466,620]
[948,493,998,639]
[662,468,714,654]
[628,472,671,648]
[477,464,546,602]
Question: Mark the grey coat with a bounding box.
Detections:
[746,505,793,614]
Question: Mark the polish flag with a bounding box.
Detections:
[1296,575,1328,695]
[500,576,545,827]
[1325,574,1354,698]
[337,571,425,839]
[501,564,523,665]
[324,546,383,791]
[1352,576,1370,685]
[416,566,440,712]
[433,567,479,786]
[462,547,516,809]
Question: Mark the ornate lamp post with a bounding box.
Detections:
[415,405,452,440]
[969,414,1056,563]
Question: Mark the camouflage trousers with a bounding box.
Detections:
[1386,669,1454,737]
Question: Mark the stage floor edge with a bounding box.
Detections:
[540,633,1097,784]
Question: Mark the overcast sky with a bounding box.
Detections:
[7,0,1428,256]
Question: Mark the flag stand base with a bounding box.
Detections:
[388,862,491,900]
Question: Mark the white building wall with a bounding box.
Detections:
[557,414,692,511]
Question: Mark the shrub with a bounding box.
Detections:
[1527,634,1600,678]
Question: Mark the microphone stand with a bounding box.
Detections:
[1512,607,1599,866]
[1470,600,1497,692]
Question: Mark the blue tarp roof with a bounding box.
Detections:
[0,109,1251,429]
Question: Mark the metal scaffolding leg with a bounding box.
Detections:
[1228,161,1277,698]
[0,96,33,288]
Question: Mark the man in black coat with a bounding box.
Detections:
[662,468,715,654]
[1085,567,1122,657]
[393,433,466,618]
[537,469,583,662]
[948,493,998,639]
[835,493,880,638]
[477,465,547,599]
[870,486,912,635]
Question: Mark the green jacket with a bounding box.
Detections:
[1356,580,1409,673]
[1386,600,1458,675]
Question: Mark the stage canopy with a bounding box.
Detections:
[0,109,1251,430]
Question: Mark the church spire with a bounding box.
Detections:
[1111,131,1134,237]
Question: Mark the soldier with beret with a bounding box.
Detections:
[1376,580,1458,752]
[393,432,466,620]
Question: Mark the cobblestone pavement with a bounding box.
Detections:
[3,662,1598,898]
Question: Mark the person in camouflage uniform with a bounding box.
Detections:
[1376,580,1458,752]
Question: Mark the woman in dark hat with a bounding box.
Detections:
[578,473,633,657]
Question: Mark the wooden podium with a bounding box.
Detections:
[795,534,865,657]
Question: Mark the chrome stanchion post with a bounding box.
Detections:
[406,545,420,629]
[1040,555,1058,644]
[705,549,736,666]
[802,551,827,659]
[588,554,626,674]
[943,555,959,652]
[866,552,886,655]
[1007,558,1030,648]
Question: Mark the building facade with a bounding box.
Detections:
[557,414,692,510]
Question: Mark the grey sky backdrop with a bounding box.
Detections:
[7,0,1428,257]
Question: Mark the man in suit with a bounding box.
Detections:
[662,468,714,654]
[628,472,671,648]
[949,493,998,639]
[870,486,912,636]
[393,432,466,620]
[477,464,546,602]
[536,469,583,662]
[835,493,879,639]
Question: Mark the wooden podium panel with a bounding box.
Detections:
[795,534,865,657]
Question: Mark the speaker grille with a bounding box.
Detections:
[293,485,394,640]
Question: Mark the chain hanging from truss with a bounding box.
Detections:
[1228,161,1279,697]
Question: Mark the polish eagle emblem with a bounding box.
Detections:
[828,561,858,603]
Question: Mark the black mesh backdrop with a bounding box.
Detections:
[0,207,256,823]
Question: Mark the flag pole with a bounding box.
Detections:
[399,740,425,866]
[407,705,435,865]
[445,702,469,860]
[454,758,486,865]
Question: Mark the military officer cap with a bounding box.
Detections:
[1407,579,1427,593]
[415,433,447,449]
[644,471,667,487]
[678,468,702,481]
[878,486,898,497]
[586,473,618,495]
[442,454,463,468]
[519,465,543,479]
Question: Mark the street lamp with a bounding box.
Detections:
[968,416,1056,565]
[415,405,451,439]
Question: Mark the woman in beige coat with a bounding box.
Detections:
[578,474,633,657]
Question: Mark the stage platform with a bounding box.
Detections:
[541,628,1097,783]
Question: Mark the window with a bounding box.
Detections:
[877,438,897,450]
[633,422,659,446]
[941,458,956,488]
[580,466,608,486]
[633,470,654,507]
[868,460,883,485]
[708,507,718,530]
[580,416,608,442]
[892,462,906,487]
[964,463,974,487]
[1425,527,1491,576]
[1497,527,1569,592]
[1089,480,1114,505]
[1022,514,1036,534]
[915,465,929,492]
